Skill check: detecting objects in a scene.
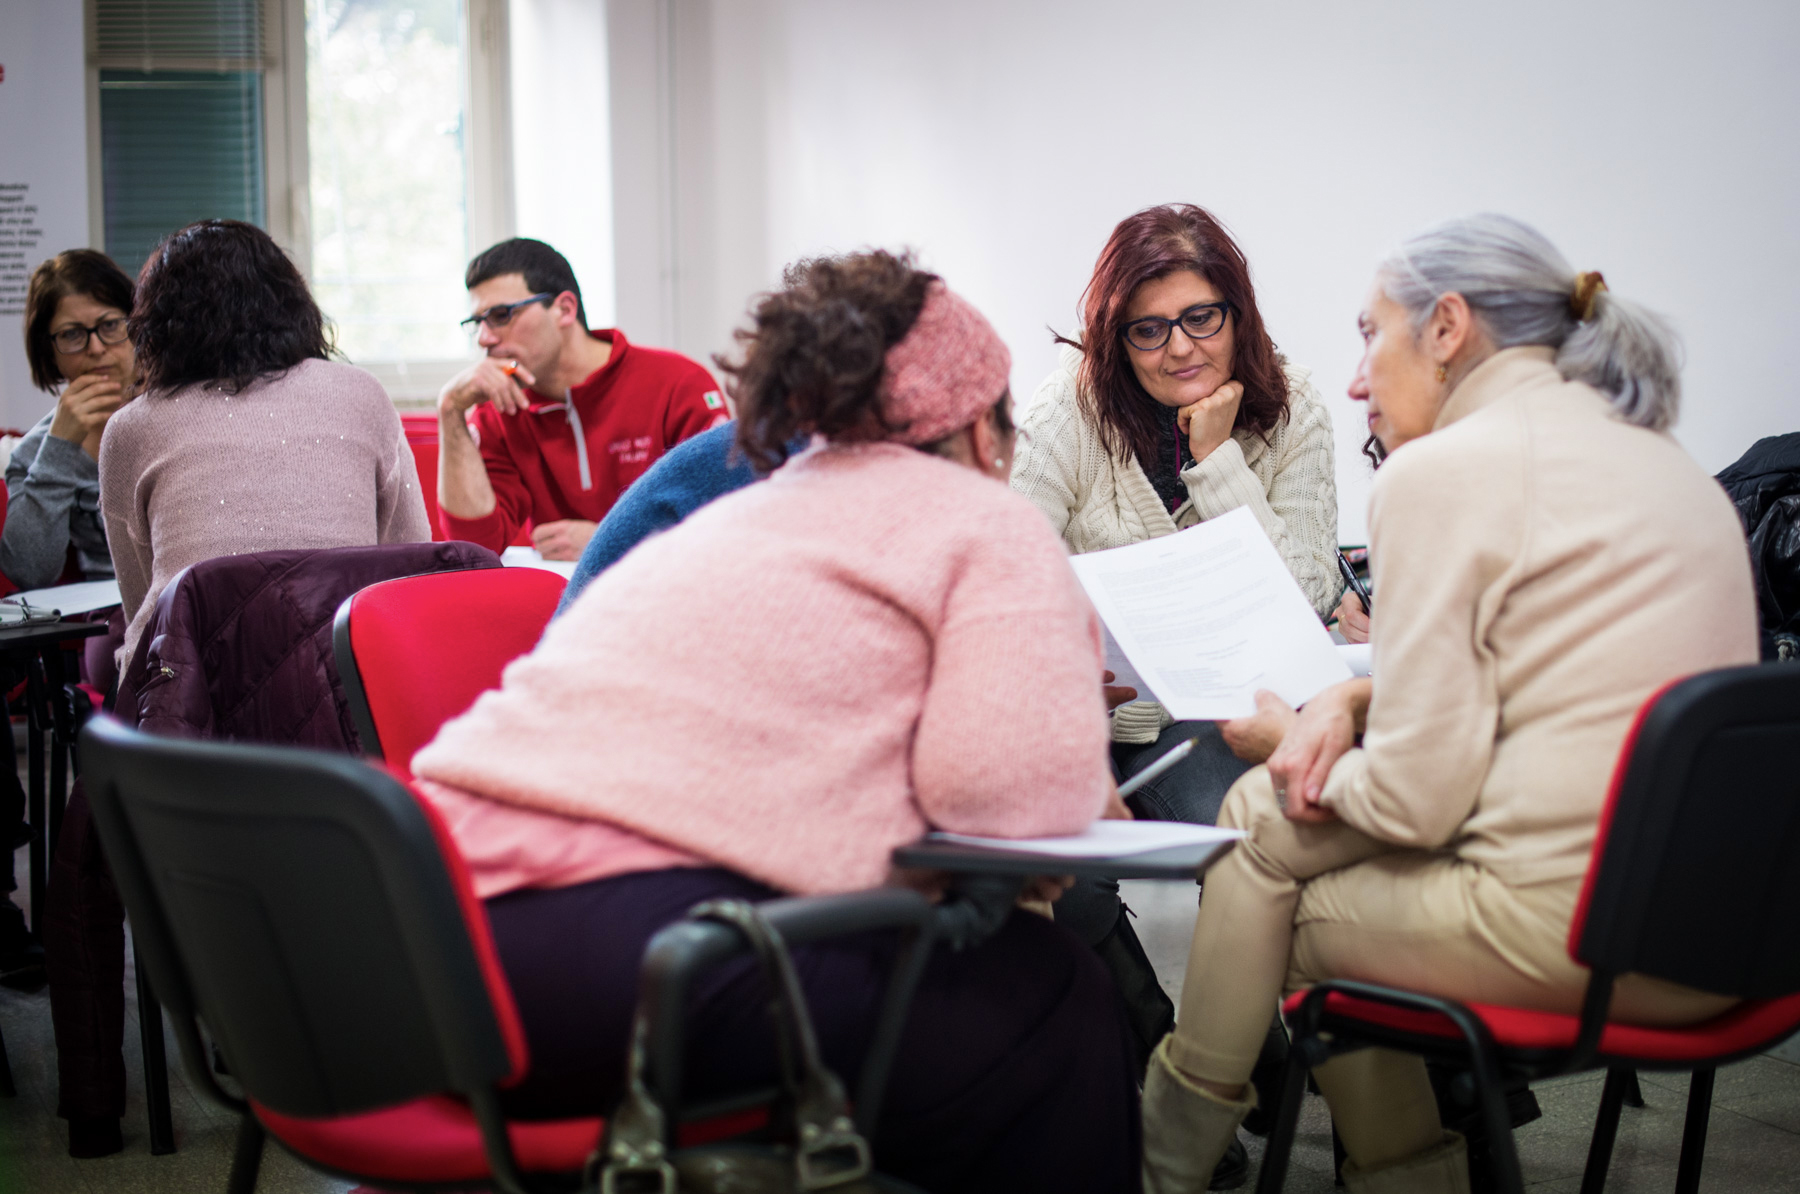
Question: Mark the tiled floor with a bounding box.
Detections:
[2,865,1797,1191]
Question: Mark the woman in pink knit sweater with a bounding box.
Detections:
[410,252,1140,1192]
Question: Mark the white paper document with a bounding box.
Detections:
[501,545,577,579]
[1069,507,1352,719]
[1101,625,1150,705]
[930,820,1245,860]
[6,579,123,616]
[1337,643,1373,678]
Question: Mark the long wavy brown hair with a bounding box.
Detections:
[1063,205,1288,466]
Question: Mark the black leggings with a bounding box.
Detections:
[485,867,1142,1194]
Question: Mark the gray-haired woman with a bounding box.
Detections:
[1141,214,1760,1193]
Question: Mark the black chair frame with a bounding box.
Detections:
[1255,665,1800,1194]
[78,715,951,1193]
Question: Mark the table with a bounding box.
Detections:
[0,619,108,933]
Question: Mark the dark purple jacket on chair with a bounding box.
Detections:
[114,542,501,749]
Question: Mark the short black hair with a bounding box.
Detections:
[464,238,586,328]
[130,220,333,395]
[24,250,135,391]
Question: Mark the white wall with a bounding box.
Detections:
[0,1,91,430]
[511,0,616,328]
[605,0,1800,543]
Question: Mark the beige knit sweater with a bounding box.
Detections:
[100,358,432,667]
[1011,343,1341,741]
[1321,347,1758,885]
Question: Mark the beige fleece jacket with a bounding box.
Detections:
[1011,343,1341,742]
[1321,347,1758,886]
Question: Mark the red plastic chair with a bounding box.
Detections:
[402,412,535,548]
[332,566,567,774]
[399,414,447,542]
[1255,665,1800,1194]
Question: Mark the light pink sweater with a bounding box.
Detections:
[99,358,432,666]
[411,442,1115,898]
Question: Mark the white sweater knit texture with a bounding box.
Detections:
[1012,344,1342,742]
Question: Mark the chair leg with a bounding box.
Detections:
[226,1114,264,1194]
[1469,1051,1525,1194]
[1252,1048,1312,1194]
[1673,1068,1714,1194]
[135,944,176,1155]
[1621,1068,1645,1109]
[0,1019,15,1097]
[1578,1066,1632,1194]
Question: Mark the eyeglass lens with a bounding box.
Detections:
[52,317,129,354]
[464,292,554,331]
[1125,305,1227,350]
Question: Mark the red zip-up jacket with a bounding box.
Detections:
[440,329,727,550]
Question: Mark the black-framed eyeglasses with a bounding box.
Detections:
[460,292,556,331]
[1122,301,1233,352]
[50,317,130,355]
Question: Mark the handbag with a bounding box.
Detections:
[591,899,926,1193]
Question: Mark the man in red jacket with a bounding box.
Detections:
[437,238,727,557]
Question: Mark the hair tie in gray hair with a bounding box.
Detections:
[1570,271,1607,322]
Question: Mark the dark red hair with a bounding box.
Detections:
[1065,204,1288,466]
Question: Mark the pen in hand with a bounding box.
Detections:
[1336,550,1373,615]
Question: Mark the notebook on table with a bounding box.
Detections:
[894,820,1244,881]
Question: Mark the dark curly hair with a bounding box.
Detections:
[23,250,135,391]
[722,250,940,472]
[1061,204,1289,466]
[130,220,333,395]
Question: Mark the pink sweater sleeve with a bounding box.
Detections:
[910,517,1114,837]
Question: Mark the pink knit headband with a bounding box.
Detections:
[880,281,1012,445]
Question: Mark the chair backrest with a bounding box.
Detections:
[334,566,567,773]
[1573,664,1800,999]
[78,714,527,1119]
[400,414,448,542]
[115,542,501,749]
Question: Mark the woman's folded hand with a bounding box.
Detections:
[1267,680,1366,822]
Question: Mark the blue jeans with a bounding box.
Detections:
[1053,720,1252,946]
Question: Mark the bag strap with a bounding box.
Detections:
[593,899,874,1192]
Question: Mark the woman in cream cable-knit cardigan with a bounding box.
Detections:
[1142,216,1757,1193]
[1012,204,1340,1096]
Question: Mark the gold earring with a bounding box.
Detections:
[1435,364,1448,383]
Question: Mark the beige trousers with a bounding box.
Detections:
[1166,766,1735,1168]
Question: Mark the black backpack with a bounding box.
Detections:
[1717,432,1800,660]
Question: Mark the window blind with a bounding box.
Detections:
[92,0,271,72]
[94,0,270,275]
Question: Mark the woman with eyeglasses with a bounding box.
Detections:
[8,250,139,594]
[1010,204,1340,1106]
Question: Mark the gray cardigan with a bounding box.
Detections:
[0,412,113,590]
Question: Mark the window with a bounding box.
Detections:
[89,0,514,399]
[306,0,467,363]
